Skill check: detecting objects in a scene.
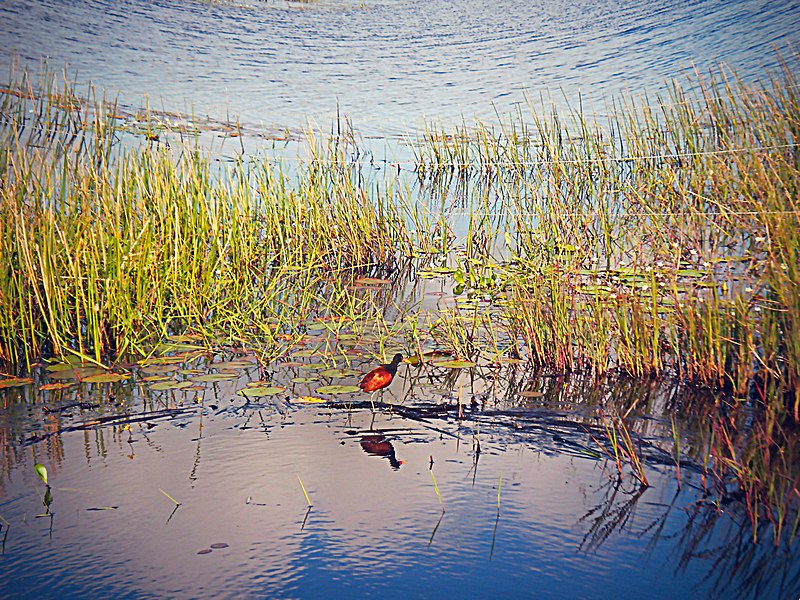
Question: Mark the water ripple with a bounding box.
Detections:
[1,0,798,136]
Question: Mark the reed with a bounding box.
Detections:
[3,51,800,427]
[410,51,800,418]
[0,65,414,367]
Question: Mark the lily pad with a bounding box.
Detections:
[150,380,195,391]
[156,342,206,354]
[38,382,77,391]
[239,385,285,398]
[210,360,253,370]
[139,364,179,375]
[82,372,130,384]
[191,372,239,383]
[677,269,709,278]
[0,377,34,389]
[430,359,477,369]
[319,368,360,378]
[315,384,361,395]
[417,267,458,279]
[139,356,186,366]
[292,376,319,383]
[278,361,305,368]
[292,350,319,358]
[579,285,614,297]
[303,362,328,370]
[295,396,327,403]
[46,362,79,373]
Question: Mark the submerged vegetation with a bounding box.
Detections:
[1,54,800,549]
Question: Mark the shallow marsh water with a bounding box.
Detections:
[1,354,798,598]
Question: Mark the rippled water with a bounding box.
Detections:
[1,0,798,135]
[0,402,766,598]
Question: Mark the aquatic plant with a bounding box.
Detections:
[0,63,414,367]
[410,52,800,421]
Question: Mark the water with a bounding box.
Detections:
[1,0,798,136]
[0,357,798,598]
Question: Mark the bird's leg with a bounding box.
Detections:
[370,392,377,414]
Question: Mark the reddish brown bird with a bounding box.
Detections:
[360,434,406,469]
[359,353,404,412]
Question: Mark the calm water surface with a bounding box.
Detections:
[1,0,798,135]
[0,357,797,598]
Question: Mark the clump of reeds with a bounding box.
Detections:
[411,51,800,420]
[0,63,414,367]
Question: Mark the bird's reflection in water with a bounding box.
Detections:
[360,434,405,470]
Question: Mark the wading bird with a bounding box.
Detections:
[359,353,404,412]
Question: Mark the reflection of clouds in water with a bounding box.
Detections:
[0,399,795,596]
[0,0,797,134]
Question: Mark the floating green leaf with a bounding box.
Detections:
[140,356,185,366]
[139,364,179,375]
[46,362,78,373]
[295,395,326,403]
[191,372,239,382]
[303,362,328,370]
[430,359,477,369]
[0,377,33,389]
[677,269,709,278]
[417,266,458,279]
[82,372,130,384]
[319,368,360,378]
[150,380,194,391]
[239,385,285,398]
[210,360,254,370]
[39,382,77,391]
[315,384,361,395]
[34,463,48,485]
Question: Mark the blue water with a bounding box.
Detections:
[1,0,798,136]
[1,401,794,599]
